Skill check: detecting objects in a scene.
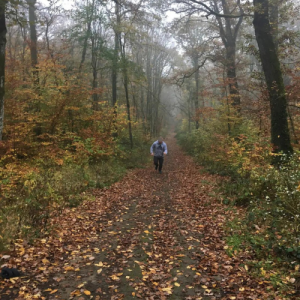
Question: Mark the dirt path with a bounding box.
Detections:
[1,136,278,299]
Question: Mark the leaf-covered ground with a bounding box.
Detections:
[0,136,291,299]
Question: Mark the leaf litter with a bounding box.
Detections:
[0,135,295,299]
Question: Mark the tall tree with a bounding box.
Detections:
[171,0,243,110]
[170,0,293,155]
[27,0,39,83]
[253,0,292,154]
[78,0,95,73]
[112,0,120,107]
[119,38,133,148]
[213,0,243,110]
[269,0,279,52]
[0,0,6,140]
[172,17,209,128]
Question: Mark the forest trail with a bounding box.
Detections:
[1,135,276,300]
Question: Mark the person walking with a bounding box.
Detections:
[150,137,168,174]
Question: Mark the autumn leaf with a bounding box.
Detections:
[42,258,50,264]
[19,247,25,256]
[161,287,173,295]
[64,266,75,271]
[110,274,120,281]
[0,135,289,300]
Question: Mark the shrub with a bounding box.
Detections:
[0,107,150,251]
[247,153,300,259]
[176,113,300,262]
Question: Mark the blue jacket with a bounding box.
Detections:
[150,141,168,157]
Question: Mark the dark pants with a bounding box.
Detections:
[154,156,164,171]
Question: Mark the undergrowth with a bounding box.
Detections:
[0,117,150,252]
[176,112,300,296]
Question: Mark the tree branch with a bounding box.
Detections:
[174,0,253,18]
[173,57,208,86]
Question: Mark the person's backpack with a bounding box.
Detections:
[154,142,165,157]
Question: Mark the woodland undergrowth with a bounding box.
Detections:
[176,108,300,290]
[0,57,151,252]
[0,126,150,253]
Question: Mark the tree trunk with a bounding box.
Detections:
[119,27,133,148]
[0,1,6,140]
[45,24,50,53]
[193,55,199,129]
[92,63,98,110]
[188,86,192,133]
[226,42,240,109]
[214,0,243,111]
[91,36,98,110]
[112,0,120,107]
[122,63,133,149]
[146,46,153,134]
[79,21,92,73]
[140,88,146,130]
[27,0,39,84]
[78,0,95,73]
[253,0,292,154]
[269,0,279,53]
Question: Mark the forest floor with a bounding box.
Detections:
[0,135,290,300]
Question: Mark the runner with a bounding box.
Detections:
[150,137,168,174]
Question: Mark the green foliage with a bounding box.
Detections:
[176,113,300,266]
[247,153,300,259]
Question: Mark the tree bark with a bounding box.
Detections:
[193,55,199,129]
[214,0,242,110]
[27,0,39,84]
[122,58,133,149]
[79,21,92,72]
[79,0,95,73]
[146,45,153,134]
[269,0,279,53]
[226,41,240,109]
[119,24,133,148]
[253,0,293,154]
[112,0,120,107]
[91,37,98,110]
[0,0,6,140]
[92,71,98,109]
